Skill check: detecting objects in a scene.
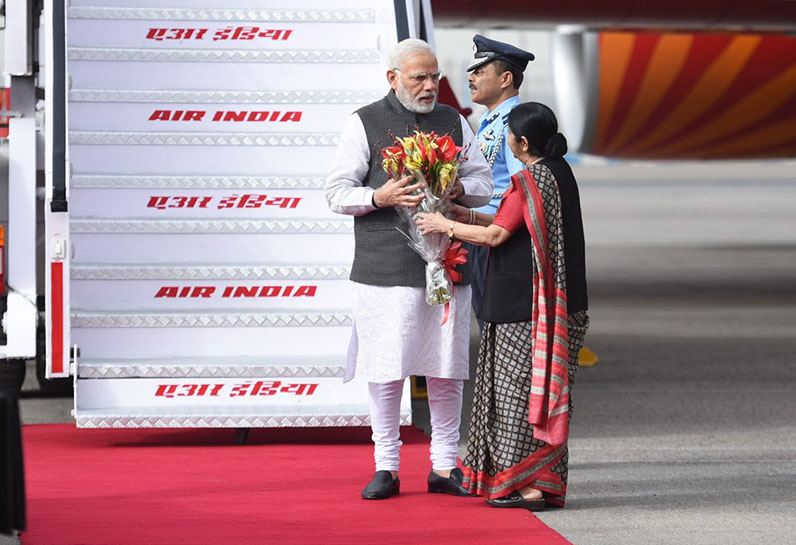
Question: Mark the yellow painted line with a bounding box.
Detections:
[579,346,599,367]
[410,375,428,400]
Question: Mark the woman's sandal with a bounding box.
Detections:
[485,490,546,511]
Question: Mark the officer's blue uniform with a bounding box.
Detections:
[465,35,535,325]
[475,95,525,215]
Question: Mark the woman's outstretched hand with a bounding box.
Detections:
[415,212,449,235]
[448,203,471,224]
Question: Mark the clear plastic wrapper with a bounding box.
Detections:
[395,171,454,306]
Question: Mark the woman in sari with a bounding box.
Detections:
[415,102,588,511]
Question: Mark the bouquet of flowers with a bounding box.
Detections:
[381,130,468,310]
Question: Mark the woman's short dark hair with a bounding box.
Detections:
[507,102,568,158]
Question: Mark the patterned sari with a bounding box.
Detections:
[461,164,589,507]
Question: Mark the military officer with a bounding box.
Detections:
[466,35,535,327]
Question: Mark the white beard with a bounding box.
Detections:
[396,79,437,114]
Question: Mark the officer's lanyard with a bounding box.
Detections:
[481,115,508,169]
[485,129,504,169]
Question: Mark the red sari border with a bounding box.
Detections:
[461,442,568,506]
[516,168,572,446]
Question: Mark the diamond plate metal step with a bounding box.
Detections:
[69,89,384,105]
[68,47,380,64]
[69,130,339,147]
[74,411,414,429]
[71,264,351,281]
[70,218,352,234]
[78,356,347,379]
[71,310,351,328]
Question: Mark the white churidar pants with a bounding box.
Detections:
[369,377,463,472]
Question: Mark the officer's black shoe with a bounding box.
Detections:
[427,467,472,496]
[361,470,400,500]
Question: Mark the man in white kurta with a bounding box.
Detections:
[326,39,493,500]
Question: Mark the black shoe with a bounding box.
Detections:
[361,470,400,500]
[427,467,473,496]
[486,490,546,511]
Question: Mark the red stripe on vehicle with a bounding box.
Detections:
[51,262,64,374]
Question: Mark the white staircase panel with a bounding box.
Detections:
[71,278,353,311]
[70,231,354,265]
[69,188,334,219]
[68,20,382,51]
[69,61,386,92]
[66,0,405,428]
[69,142,337,175]
[77,377,363,410]
[70,324,352,360]
[73,374,411,429]
[69,103,365,133]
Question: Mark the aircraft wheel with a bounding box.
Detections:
[0,359,26,393]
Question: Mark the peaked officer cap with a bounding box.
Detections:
[466,34,535,72]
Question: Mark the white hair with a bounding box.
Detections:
[388,38,435,70]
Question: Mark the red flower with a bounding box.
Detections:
[426,143,437,165]
[442,240,468,283]
[437,135,457,162]
[381,145,405,160]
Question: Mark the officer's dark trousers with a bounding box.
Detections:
[464,242,488,332]
[0,386,25,535]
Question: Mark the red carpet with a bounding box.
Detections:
[20,424,573,545]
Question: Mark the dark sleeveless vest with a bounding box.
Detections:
[351,90,470,287]
[477,223,534,323]
[477,157,588,321]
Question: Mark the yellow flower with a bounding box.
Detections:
[400,136,416,152]
[438,163,457,191]
[405,158,422,171]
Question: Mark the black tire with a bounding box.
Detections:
[35,361,72,396]
[35,320,72,396]
[0,359,26,393]
[235,428,251,445]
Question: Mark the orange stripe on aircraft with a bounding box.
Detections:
[621,35,733,154]
[594,33,636,150]
[650,65,796,156]
[596,33,660,150]
[681,117,796,158]
[623,35,760,155]
[602,34,693,154]
[699,36,796,116]
[759,144,796,158]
